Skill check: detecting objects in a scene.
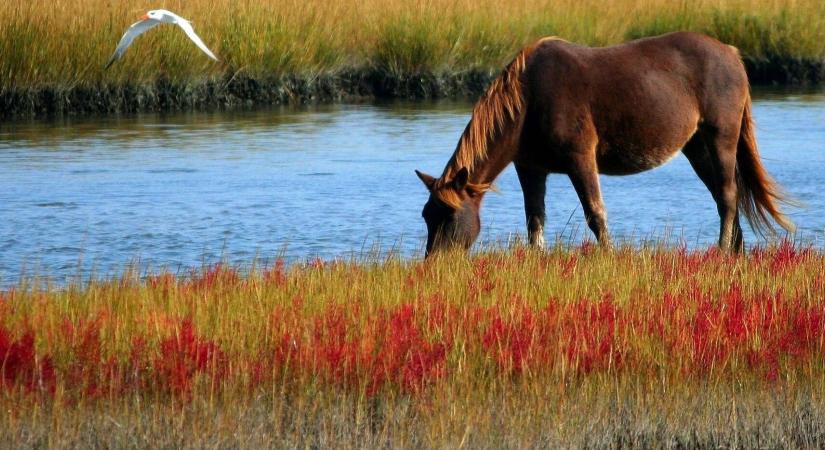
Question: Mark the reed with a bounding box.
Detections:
[2,0,824,95]
[2,241,825,447]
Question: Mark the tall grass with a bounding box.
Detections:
[2,242,825,447]
[2,0,825,94]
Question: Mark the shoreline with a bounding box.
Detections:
[3,57,823,119]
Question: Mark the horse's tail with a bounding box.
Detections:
[736,93,795,235]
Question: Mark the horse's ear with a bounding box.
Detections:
[415,170,436,191]
[453,167,469,190]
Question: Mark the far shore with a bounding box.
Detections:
[4,0,825,118]
[3,57,824,119]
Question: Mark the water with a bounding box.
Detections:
[1,89,824,284]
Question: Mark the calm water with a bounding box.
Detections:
[1,90,824,284]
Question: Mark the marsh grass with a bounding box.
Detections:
[2,0,825,94]
[5,383,825,448]
[2,241,825,447]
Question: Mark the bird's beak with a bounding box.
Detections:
[140,13,149,20]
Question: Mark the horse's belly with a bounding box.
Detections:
[594,118,698,175]
[596,146,681,175]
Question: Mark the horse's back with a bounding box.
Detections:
[526,32,746,104]
[522,32,749,175]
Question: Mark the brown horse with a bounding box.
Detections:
[416,31,793,256]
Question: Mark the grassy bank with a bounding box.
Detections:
[3,242,825,447]
[2,0,825,117]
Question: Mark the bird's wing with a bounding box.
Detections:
[105,19,160,69]
[175,20,218,61]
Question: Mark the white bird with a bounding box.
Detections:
[105,9,218,69]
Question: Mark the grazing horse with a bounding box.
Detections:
[416,31,793,257]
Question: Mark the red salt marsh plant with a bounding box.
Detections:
[0,327,55,395]
[2,243,824,397]
[2,243,825,447]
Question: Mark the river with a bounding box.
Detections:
[1,89,824,284]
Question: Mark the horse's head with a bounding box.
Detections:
[415,167,483,258]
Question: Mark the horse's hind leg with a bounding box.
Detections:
[690,124,741,252]
[682,133,745,252]
[515,164,549,248]
[567,153,610,246]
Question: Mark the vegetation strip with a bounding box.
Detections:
[3,0,825,117]
[2,242,825,446]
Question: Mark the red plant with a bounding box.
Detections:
[3,250,825,402]
[370,304,448,393]
[147,273,176,292]
[562,298,623,374]
[153,319,227,396]
[482,306,537,374]
[263,258,288,286]
[0,326,55,395]
[468,257,497,299]
[771,240,812,272]
[187,264,240,290]
[62,318,106,398]
[559,254,578,278]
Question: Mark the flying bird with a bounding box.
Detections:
[105,9,218,69]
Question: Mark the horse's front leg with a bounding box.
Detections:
[515,164,548,248]
[568,154,611,246]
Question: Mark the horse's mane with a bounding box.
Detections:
[434,37,557,209]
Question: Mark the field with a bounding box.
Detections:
[2,0,825,116]
[3,242,825,447]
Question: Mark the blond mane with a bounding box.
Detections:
[433,37,558,209]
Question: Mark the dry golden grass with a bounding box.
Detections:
[2,0,824,93]
[4,382,825,448]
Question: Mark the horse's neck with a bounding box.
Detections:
[455,117,523,187]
